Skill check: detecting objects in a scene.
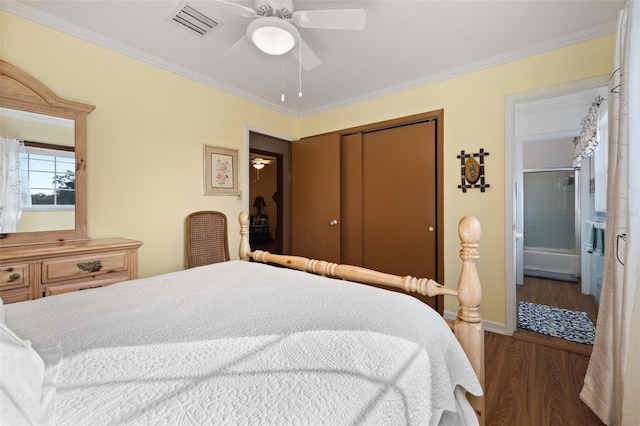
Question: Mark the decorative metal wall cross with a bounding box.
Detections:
[457,149,490,193]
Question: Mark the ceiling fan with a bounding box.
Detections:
[251,157,274,169]
[216,0,366,70]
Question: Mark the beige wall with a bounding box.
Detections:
[1,11,297,277]
[298,35,615,325]
[2,11,614,326]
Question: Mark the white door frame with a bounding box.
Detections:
[503,75,609,335]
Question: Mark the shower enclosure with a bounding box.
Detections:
[523,168,580,275]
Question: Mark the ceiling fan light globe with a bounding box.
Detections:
[252,158,266,169]
[252,26,295,55]
[247,17,299,56]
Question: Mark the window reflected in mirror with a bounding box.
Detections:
[0,107,75,233]
[25,143,75,206]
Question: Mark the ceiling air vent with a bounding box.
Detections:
[170,4,219,37]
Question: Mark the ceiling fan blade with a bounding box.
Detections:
[211,0,256,18]
[221,35,250,58]
[292,9,366,30]
[292,39,321,71]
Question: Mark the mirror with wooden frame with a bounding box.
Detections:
[0,60,95,247]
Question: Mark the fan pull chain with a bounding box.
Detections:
[281,60,285,102]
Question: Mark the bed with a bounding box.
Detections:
[1,212,485,425]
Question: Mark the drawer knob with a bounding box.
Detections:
[8,272,21,282]
[77,260,102,273]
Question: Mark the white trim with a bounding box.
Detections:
[580,156,593,294]
[505,93,518,336]
[1,1,616,118]
[504,76,609,336]
[443,310,506,335]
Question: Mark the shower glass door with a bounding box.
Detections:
[523,169,578,253]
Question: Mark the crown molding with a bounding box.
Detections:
[0,1,299,118]
[2,1,616,119]
[296,21,616,117]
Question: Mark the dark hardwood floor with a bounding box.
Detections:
[484,275,603,425]
[485,331,603,425]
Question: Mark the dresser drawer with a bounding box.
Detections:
[44,272,129,296]
[42,252,128,284]
[0,264,29,291]
[0,288,30,303]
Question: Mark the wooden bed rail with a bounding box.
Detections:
[239,214,456,297]
[238,211,485,425]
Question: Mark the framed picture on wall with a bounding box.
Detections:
[203,144,239,196]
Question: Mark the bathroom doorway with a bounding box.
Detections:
[505,76,609,337]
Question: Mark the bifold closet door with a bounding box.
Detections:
[291,133,341,263]
[361,120,437,281]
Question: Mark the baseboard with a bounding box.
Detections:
[444,310,507,335]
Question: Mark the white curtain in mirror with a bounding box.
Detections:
[0,136,29,233]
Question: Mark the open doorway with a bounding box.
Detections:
[248,132,291,254]
[505,77,609,346]
[249,150,281,252]
[513,86,607,352]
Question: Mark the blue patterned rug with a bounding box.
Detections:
[518,301,595,345]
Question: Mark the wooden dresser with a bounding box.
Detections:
[0,238,143,303]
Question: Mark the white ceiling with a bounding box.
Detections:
[2,1,624,117]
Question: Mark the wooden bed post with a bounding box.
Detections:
[454,216,485,425]
[238,211,251,260]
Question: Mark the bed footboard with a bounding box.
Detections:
[238,211,485,424]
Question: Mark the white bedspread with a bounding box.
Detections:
[5,261,482,425]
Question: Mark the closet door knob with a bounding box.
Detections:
[330,219,338,226]
[428,226,434,232]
